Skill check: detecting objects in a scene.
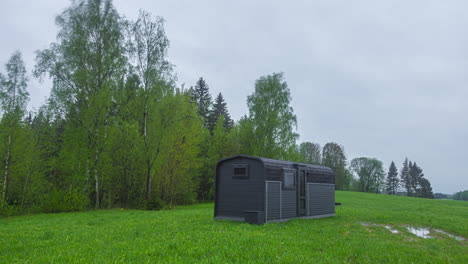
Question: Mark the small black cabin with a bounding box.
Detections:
[214,155,335,224]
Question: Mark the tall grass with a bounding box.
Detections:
[0,191,466,263]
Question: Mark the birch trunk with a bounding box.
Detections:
[94,145,99,209]
[2,133,12,207]
[94,125,100,209]
[84,158,90,194]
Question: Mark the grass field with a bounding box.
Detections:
[1,191,467,263]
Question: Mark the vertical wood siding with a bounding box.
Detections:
[307,183,335,216]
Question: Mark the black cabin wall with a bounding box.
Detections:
[264,163,298,220]
[215,157,265,218]
[308,183,335,216]
[215,155,336,223]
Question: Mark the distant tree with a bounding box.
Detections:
[417,177,434,199]
[322,142,349,189]
[408,162,424,197]
[246,72,298,160]
[385,161,399,195]
[434,193,451,199]
[400,158,411,196]
[0,51,29,207]
[208,93,233,132]
[400,159,432,198]
[407,162,433,199]
[350,157,385,193]
[190,77,212,128]
[299,142,321,165]
[452,190,468,201]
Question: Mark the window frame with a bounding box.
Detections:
[282,169,296,190]
[232,164,249,179]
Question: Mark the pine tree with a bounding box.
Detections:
[417,178,434,198]
[208,93,233,132]
[190,77,212,128]
[408,162,424,197]
[400,158,411,196]
[385,161,399,195]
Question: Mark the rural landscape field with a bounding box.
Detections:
[1,191,466,263]
[1,1,467,263]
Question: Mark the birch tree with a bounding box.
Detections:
[246,72,298,160]
[0,51,29,207]
[34,0,126,208]
[127,10,173,201]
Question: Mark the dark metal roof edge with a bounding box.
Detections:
[216,154,266,167]
[216,154,334,174]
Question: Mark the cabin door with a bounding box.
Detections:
[297,168,307,216]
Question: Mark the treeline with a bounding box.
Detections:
[435,190,468,201]
[0,0,302,215]
[0,0,435,216]
[297,143,434,198]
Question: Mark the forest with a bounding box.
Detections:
[0,0,436,216]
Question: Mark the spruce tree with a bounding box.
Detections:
[400,158,411,196]
[409,162,424,197]
[385,161,399,195]
[417,178,434,198]
[190,77,212,128]
[208,93,233,132]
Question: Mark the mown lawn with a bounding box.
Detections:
[0,191,467,263]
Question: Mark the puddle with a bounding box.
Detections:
[406,227,466,241]
[407,227,430,238]
[385,226,399,234]
[432,229,466,241]
[359,222,399,234]
[359,222,466,241]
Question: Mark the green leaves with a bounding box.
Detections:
[350,157,385,193]
[246,72,298,160]
[0,51,29,115]
[299,142,322,165]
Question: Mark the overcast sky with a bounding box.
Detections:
[1,0,467,193]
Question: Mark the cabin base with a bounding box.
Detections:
[214,216,245,222]
[266,213,335,223]
[215,213,335,224]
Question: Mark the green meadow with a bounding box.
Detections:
[1,191,466,263]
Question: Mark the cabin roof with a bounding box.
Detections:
[218,154,334,174]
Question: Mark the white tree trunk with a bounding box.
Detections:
[2,133,12,206]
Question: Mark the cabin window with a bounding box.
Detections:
[233,164,249,179]
[283,170,296,189]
